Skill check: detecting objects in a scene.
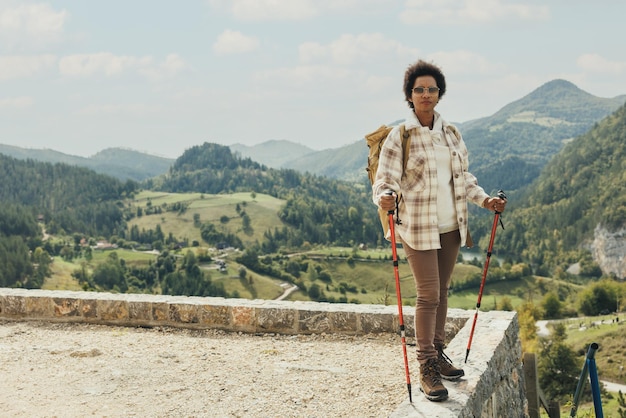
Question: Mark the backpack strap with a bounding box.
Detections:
[399,124,411,173]
[392,125,411,225]
[446,124,461,141]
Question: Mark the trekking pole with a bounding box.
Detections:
[386,190,412,403]
[465,190,506,363]
[570,342,603,418]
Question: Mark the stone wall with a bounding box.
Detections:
[0,288,527,417]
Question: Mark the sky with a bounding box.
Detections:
[1,0,625,159]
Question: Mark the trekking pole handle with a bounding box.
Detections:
[384,189,397,215]
[495,190,507,228]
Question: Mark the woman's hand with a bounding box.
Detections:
[379,192,397,212]
[483,196,507,213]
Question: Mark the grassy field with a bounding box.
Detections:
[42,257,85,291]
[128,191,286,247]
[551,316,626,383]
[535,316,626,417]
[35,191,604,310]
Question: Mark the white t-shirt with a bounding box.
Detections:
[430,117,458,233]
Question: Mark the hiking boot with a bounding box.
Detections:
[419,358,448,401]
[435,343,465,381]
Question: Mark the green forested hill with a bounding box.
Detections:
[0,155,138,288]
[0,154,136,236]
[461,79,626,194]
[496,102,626,274]
[149,142,383,247]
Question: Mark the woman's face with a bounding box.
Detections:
[411,75,439,113]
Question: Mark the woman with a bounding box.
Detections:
[372,59,506,402]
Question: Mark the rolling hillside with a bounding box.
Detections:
[0,144,173,182]
[246,80,625,196]
[497,101,626,278]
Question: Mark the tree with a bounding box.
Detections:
[30,247,52,288]
[161,254,226,297]
[497,296,514,311]
[537,323,580,401]
[284,260,301,278]
[542,292,563,319]
[92,252,127,292]
[308,283,321,300]
[242,213,253,235]
[517,302,541,353]
[617,390,626,418]
[578,280,619,316]
[60,245,75,261]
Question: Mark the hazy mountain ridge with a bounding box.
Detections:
[231,119,405,182]
[0,80,626,203]
[0,145,174,182]
[229,140,315,168]
[230,80,625,195]
[3,79,624,196]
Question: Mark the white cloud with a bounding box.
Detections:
[254,33,419,102]
[0,96,34,109]
[210,0,389,21]
[76,103,161,117]
[59,53,148,77]
[401,0,549,24]
[138,54,188,81]
[577,53,626,75]
[230,0,317,21]
[0,2,68,48]
[0,54,56,80]
[213,29,260,55]
[299,33,419,66]
[426,50,503,75]
[256,64,352,84]
[58,53,186,81]
[363,74,394,92]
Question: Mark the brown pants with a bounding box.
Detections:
[402,230,461,364]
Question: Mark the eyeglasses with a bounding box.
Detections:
[412,86,440,95]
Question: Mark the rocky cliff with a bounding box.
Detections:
[591,225,626,279]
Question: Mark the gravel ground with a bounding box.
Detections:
[0,320,409,417]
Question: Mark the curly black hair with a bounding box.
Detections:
[403,60,446,109]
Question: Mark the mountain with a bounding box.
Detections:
[459,79,626,194]
[283,141,368,182]
[229,122,402,183]
[229,140,315,168]
[258,80,626,196]
[497,101,626,278]
[0,144,173,182]
[89,148,174,181]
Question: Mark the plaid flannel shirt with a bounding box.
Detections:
[372,111,489,250]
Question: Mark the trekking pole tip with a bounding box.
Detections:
[464,349,470,364]
[407,384,412,403]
